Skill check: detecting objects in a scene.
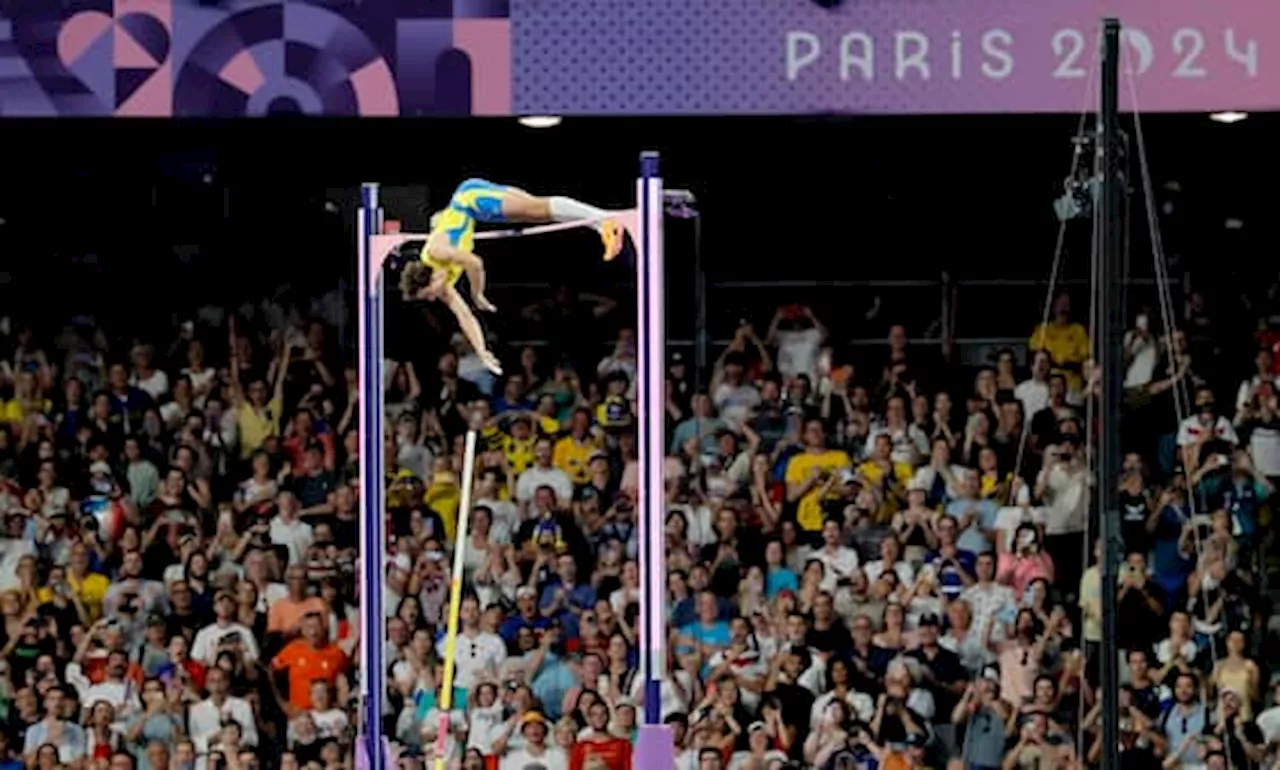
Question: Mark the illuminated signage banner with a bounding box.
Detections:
[0,0,1271,117]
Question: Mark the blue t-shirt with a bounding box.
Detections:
[765,566,798,598]
[923,549,976,600]
[944,499,998,554]
[1150,504,1193,592]
[678,619,731,677]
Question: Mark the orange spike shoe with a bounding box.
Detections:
[600,218,624,262]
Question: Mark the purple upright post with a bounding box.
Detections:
[357,183,387,770]
[635,152,674,767]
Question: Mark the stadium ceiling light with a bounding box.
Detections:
[1209,111,1248,124]
[518,115,562,128]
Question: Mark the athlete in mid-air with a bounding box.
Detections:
[399,179,624,375]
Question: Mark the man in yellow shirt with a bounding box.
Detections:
[53,543,110,620]
[857,433,915,521]
[552,408,597,485]
[502,415,537,475]
[229,324,288,460]
[1029,293,1090,394]
[784,419,852,535]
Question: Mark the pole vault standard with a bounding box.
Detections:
[355,152,670,769]
[636,151,675,767]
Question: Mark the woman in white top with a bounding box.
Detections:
[609,560,640,617]
[940,599,996,677]
[461,507,496,582]
[1153,611,1199,682]
[465,682,507,754]
[809,658,876,730]
[181,340,217,408]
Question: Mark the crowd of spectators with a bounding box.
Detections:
[0,277,1277,770]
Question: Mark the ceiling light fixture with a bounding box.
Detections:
[518,115,562,128]
[1209,111,1248,124]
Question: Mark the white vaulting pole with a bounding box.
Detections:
[434,430,478,770]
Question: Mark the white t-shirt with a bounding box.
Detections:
[191,622,261,665]
[130,370,170,401]
[1040,463,1090,535]
[435,631,507,690]
[183,366,218,407]
[712,382,761,429]
[466,705,508,754]
[500,745,569,770]
[514,466,574,504]
[310,708,349,741]
[862,558,914,587]
[630,669,696,720]
[80,680,140,724]
[775,327,824,382]
[1175,415,1239,448]
[188,696,258,756]
[270,516,315,566]
[815,546,860,592]
[993,505,1048,551]
[473,496,519,541]
[1236,375,1280,412]
[1154,637,1198,666]
[1256,705,1280,746]
[1014,379,1050,422]
[1248,423,1280,478]
[1124,331,1159,388]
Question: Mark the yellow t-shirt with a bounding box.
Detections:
[425,473,460,540]
[0,398,51,424]
[857,459,915,489]
[237,396,283,459]
[478,424,504,452]
[1077,565,1101,642]
[537,415,561,438]
[37,572,110,621]
[784,450,853,532]
[1029,321,1090,392]
[553,436,595,485]
[503,435,536,475]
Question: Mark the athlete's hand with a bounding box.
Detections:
[475,295,498,313]
[478,350,504,376]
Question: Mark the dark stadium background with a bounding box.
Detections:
[0,114,1275,372]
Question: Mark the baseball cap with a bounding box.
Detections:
[520,711,548,727]
[918,613,941,627]
[90,461,112,476]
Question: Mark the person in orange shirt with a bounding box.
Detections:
[271,613,349,711]
[267,566,331,639]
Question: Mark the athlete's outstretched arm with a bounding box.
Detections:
[426,235,496,312]
[440,285,502,375]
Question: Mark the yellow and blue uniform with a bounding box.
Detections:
[422,178,509,286]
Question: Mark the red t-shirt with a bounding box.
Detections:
[571,737,632,770]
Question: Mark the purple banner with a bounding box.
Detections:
[514,0,1277,114]
[0,0,1273,117]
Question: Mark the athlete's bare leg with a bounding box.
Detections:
[499,187,624,261]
